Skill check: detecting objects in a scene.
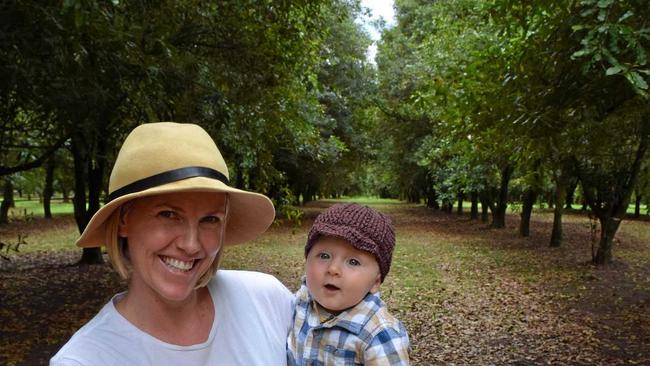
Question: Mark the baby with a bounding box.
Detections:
[288,203,410,365]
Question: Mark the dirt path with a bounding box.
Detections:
[383,205,650,365]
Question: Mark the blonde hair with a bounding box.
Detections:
[104,194,228,289]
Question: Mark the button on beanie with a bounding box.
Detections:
[305,203,396,282]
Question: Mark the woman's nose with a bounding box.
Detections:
[177,223,201,254]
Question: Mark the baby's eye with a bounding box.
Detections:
[317,252,330,260]
[348,258,361,266]
[201,215,221,224]
[158,210,177,219]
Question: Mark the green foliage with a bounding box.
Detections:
[273,186,304,227]
[372,0,648,258]
[1,0,376,215]
[571,0,650,95]
[4,0,646,264]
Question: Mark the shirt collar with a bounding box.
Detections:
[297,279,383,335]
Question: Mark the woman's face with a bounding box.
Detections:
[119,191,227,303]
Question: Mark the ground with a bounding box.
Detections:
[1,201,648,365]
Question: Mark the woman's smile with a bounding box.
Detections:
[160,255,197,272]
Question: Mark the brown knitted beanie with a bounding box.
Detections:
[305,203,396,282]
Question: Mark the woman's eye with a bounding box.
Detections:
[201,215,221,224]
[348,258,361,266]
[158,210,176,219]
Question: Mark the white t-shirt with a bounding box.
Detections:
[50,270,294,366]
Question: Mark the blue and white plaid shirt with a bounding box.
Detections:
[287,281,410,365]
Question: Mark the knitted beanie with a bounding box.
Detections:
[305,203,395,282]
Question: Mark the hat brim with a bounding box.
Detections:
[76,176,275,248]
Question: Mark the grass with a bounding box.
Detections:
[6,197,649,218]
[321,196,404,205]
[11,199,75,217]
[2,198,647,258]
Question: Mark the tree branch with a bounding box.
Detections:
[0,136,69,176]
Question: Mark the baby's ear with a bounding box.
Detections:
[370,272,381,293]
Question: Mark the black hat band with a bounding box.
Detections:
[107,166,230,202]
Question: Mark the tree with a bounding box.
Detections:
[376,0,648,265]
[3,0,372,259]
[488,0,648,255]
[575,97,649,263]
[43,156,55,219]
[567,0,649,263]
[280,1,376,204]
[0,177,14,224]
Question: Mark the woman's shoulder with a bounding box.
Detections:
[50,296,132,365]
[210,270,294,327]
[211,269,290,294]
[215,269,280,282]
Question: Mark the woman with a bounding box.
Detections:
[51,122,294,365]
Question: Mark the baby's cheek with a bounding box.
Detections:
[305,264,320,287]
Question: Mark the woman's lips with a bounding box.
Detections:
[160,255,196,272]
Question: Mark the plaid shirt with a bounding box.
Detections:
[287,281,410,366]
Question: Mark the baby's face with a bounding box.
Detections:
[305,237,381,313]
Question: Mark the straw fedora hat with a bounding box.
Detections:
[76,122,275,248]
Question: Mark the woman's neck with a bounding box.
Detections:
[115,279,215,346]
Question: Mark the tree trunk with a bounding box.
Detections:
[442,199,452,213]
[565,179,578,209]
[479,191,489,223]
[1,178,15,224]
[427,189,440,209]
[581,133,648,265]
[87,152,105,216]
[470,191,478,220]
[85,134,108,264]
[43,157,55,219]
[550,169,568,247]
[425,175,439,209]
[457,191,463,214]
[520,188,537,237]
[549,196,564,247]
[594,216,622,264]
[634,192,642,218]
[303,185,315,205]
[491,208,506,228]
[407,188,421,203]
[233,169,244,189]
[491,165,512,229]
[546,191,554,209]
[71,133,104,265]
[426,194,439,209]
[71,138,89,234]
